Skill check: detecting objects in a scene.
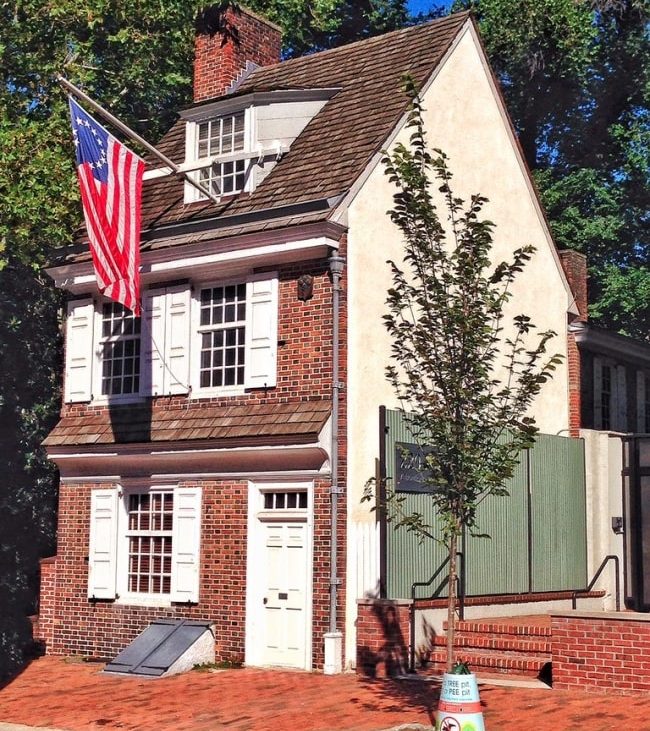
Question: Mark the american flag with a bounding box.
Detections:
[69,97,145,315]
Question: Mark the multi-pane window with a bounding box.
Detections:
[264,491,308,510]
[100,302,141,396]
[198,284,246,389]
[126,492,173,595]
[197,114,245,157]
[197,113,247,196]
[601,364,612,430]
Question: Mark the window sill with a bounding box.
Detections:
[190,386,246,400]
[116,594,172,608]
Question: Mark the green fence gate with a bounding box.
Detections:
[379,407,588,599]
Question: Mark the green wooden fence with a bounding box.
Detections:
[381,408,587,599]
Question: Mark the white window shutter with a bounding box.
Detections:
[170,487,202,603]
[141,291,166,396]
[164,286,191,395]
[616,365,628,431]
[594,357,603,429]
[88,489,118,600]
[244,276,278,389]
[64,299,95,403]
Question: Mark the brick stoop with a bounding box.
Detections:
[422,617,552,679]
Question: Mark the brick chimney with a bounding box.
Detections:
[559,249,588,437]
[194,5,282,103]
[559,249,588,322]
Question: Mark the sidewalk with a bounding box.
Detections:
[1,656,649,731]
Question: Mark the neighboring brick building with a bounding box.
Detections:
[559,249,650,436]
[41,6,578,672]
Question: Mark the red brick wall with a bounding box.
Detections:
[35,557,57,651]
[559,250,588,437]
[356,599,411,677]
[47,476,338,668]
[552,613,650,694]
[194,6,281,102]
[60,260,334,420]
[559,250,588,321]
[46,248,350,670]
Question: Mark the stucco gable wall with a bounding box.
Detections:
[343,25,570,665]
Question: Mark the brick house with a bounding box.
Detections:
[39,6,579,672]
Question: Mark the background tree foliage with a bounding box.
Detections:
[0,0,410,681]
[453,0,650,338]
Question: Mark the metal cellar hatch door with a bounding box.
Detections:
[104,619,214,677]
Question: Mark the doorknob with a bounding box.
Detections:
[263,597,268,605]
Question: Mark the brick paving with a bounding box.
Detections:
[1,656,649,731]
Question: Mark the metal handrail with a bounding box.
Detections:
[571,554,620,611]
[409,551,465,673]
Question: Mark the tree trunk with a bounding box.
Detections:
[446,532,458,672]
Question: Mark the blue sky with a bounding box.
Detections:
[407,0,453,14]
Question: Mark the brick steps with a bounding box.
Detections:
[420,616,552,679]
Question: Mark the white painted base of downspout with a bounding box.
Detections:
[323,631,343,675]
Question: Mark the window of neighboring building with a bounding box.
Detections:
[594,357,628,431]
[100,302,141,396]
[638,370,650,434]
[126,491,174,595]
[601,363,613,430]
[198,283,247,388]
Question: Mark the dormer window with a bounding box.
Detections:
[197,113,245,156]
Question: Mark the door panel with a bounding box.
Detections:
[261,522,308,667]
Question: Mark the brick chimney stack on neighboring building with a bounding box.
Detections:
[194,5,282,103]
[559,249,589,437]
[559,249,588,322]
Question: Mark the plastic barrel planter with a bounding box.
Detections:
[435,672,485,731]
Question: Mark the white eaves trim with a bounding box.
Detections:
[48,236,338,292]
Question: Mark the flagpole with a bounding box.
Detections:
[57,75,222,205]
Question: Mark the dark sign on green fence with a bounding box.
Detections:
[395,442,442,493]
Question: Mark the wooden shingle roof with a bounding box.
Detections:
[59,12,469,264]
[44,399,331,448]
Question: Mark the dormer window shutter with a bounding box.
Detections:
[88,488,118,600]
[64,298,95,403]
[244,275,278,389]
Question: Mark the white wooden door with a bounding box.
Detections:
[261,521,308,668]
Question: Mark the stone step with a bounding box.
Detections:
[431,633,551,655]
[444,619,552,638]
[423,649,549,677]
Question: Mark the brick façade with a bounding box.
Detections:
[552,613,650,695]
[40,244,349,670]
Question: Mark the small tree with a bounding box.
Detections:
[378,81,562,671]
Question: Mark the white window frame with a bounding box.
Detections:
[190,272,278,398]
[594,356,628,431]
[120,487,175,602]
[99,484,202,607]
[91,299,143,405]
[183,106,256,203]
